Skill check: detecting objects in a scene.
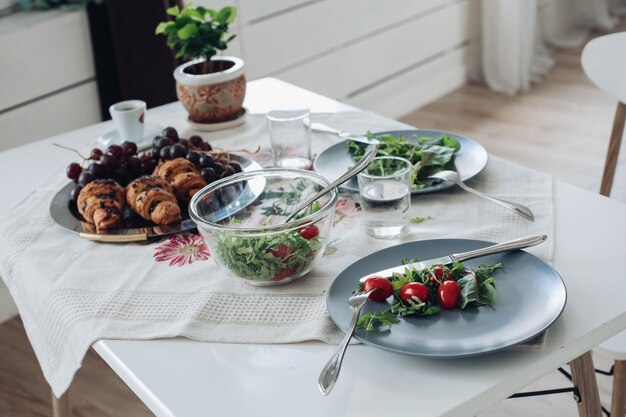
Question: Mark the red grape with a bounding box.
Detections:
[89,148,103,160]
[87,162,105,178]
[156,137,174,148]
[199,154,214,168]
[213,162,225,175]
[189,135,203,147]
[127,155,144,177]
[100,153,118,170]
[221,166,236,178]
[186,151,202,167]
[70,185,83,202]
[162,127,179,142]
[66,162,82,181]
[159,146,172,160]
[106,144,123,159]
[170,144,187,159]
[229,162,242,173]
[78,171,95,186]
[121,141,138,155]
[200,142,212,151]
[201,167,218,183]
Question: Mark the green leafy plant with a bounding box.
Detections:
[155,4,237,74]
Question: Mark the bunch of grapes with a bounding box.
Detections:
[150,127,242,183]
[65,127,243,202]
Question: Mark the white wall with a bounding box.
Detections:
[197,0,480,119]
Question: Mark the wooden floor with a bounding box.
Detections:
[2,21,625,417]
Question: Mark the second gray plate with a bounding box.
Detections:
[327,239,567,357]
[313,129,488,194]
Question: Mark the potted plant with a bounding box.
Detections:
[156,4,245,125]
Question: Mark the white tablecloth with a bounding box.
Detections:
[0,111,553,396]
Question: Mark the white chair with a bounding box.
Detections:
[581,31,626,417]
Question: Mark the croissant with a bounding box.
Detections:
[77,179,125,229]
[153,158,207,203]
[125,175,182,225]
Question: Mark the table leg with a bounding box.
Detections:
[51,389,71,417]
[611,360,626,417]
[570,351,602,417]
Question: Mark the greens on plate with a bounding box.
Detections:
[356,261,504,331]
[347,134,461,190]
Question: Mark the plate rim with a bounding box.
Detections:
[326,238,567,357]
[313,128,489,194]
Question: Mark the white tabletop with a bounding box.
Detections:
[2,78,626,417]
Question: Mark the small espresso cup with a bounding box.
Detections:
[109,100,146,142]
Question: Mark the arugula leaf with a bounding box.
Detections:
[347,134,460,190]
[457,274,479,309]
[357,309,401,331]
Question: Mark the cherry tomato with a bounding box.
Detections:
[363,277,393,301]
[437,280,461,309]
[399,282,429,305]
[298,225,319,239]
[266,244,294,261]
[273,266,298,281]
[429,266,450,283]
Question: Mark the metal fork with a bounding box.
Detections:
[318,288,375,395]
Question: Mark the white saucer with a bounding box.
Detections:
[98,122,163,151]
[188,108,246,132]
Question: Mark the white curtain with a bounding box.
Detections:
[481,0,626,94]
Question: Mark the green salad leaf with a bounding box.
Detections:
[355,261,503,332]
[347,134,461,190]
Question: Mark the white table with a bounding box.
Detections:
[2,78,626,417]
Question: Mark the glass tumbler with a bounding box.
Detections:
[265,105,312,170]
[357,156,412,239]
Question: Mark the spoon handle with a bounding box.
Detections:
[284,142,379,223]
[454,180,535,221]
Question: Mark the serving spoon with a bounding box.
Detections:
[283,140,379,223]
[430,170,535,221]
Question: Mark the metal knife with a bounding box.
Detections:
[359,235,547,282]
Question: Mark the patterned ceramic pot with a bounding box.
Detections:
[174,56,246,124]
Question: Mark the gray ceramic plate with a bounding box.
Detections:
[50,155,262,243]
[313,129,489,194]
[327,239,567,357]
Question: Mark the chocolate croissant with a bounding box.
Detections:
[153,158,207,203]
[125,175,182,225]
[77,179,125,229]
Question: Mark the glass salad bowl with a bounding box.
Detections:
[189,168,338,286]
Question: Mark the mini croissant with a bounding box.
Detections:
[153,158,207,203]
[125,175,181,225]
[77,179,125,229]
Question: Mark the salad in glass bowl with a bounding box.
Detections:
[189,168,338,286]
